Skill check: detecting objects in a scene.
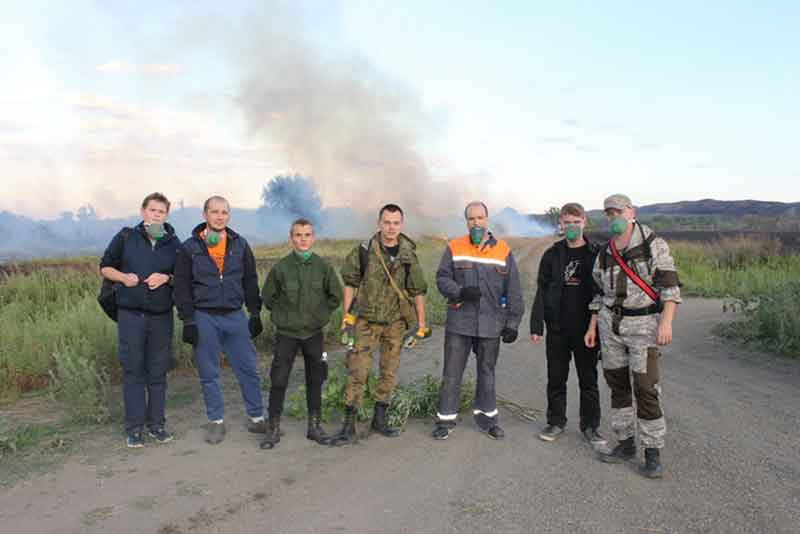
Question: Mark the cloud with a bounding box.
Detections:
[96,60,184,75]
[540,136,575,144]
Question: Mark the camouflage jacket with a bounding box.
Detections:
[341,233,428,325]
[589,222,682,312]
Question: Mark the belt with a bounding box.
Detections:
[606,304,662,317]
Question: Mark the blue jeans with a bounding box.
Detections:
[118,308,174,435]
[194,309,263,421]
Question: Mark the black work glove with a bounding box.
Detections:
[459,286,482,302]
[501,327,518,344]
[182,322,199,347]
[248,314,264,339]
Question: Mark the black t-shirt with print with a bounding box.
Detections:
[560,244,591,334]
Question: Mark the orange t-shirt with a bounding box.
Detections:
[204,229,227,274]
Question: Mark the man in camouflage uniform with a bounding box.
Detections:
[585,194,681,478]
[329,203,429,446]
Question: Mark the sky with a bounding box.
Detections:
[1,0,798,219]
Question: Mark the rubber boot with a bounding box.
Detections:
[329,405,357,446]
[597,437,636,463]
[639,448,664,479]
[307,411,332,445]
[371,401,400,437]
[259,417,281,450]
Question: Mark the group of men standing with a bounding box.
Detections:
[101,191,680,479]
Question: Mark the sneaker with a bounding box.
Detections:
[247,417,268,434]
[597,437,637,464]
[205,421,226,444]
[473,412,492,432]
[582,428,606,446]
[148,427,174,444]
[432,423,453,440]
[126,432,144,449]
[538,424,564,442]
[487,424,505,440]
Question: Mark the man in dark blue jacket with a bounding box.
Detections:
[100,192,180,448]
[173,196,265,445]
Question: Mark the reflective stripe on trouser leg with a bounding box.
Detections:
[474,336,500,415]
[437,332,472,421]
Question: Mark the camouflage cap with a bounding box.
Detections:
[603,194,633,211]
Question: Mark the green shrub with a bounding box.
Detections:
[718,283,800,358]
[286,361,475,428]
[50,346,111,424]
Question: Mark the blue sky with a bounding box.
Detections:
[1,1,798,218]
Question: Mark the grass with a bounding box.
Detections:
[673,236,800,357]
[286,361,475,429]
[0,237,458,416]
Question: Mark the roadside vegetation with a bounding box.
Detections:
[0,237,461,446]
[672,236,800,357]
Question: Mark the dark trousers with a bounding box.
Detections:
[117,308,174,435]
[437,332,501,421]
[268,332,325,418]
[545,329,600,430]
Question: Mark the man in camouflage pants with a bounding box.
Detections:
[585,194,681,478]
[329,203,428,445]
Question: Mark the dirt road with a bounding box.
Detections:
[2,239,799,533]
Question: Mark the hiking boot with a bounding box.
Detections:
[432,421,455,440]
[260,417,281,450]
[205,421,226,445]
[639,448,664,479]
[329,405,358,446]
[126,431,144,449]
[597,437,636,463]
[582,427,606,447]
[148,426,173,444]
[306,411,332,445]
[538,424,565,442]
[370,402,400,438]
[247,417,268,434]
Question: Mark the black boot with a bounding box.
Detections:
[639,448,664,479]
[329,405,357,446]
[259,416,281,450]
[597,437,636,463]
[371,401,400,437]
[307,411,332,445]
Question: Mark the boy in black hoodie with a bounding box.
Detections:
[530,203,604,445]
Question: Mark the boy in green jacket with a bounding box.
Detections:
[260,218,343,449]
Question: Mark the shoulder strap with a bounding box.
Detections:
[609,239,659,303]
[359,239,371,279]
[372,239,411,303]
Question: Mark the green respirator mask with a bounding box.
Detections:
[145,223,165,241]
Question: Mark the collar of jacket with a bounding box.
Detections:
[191,222,240,242]
[372,232,417,255]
